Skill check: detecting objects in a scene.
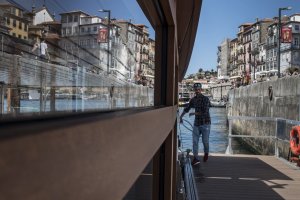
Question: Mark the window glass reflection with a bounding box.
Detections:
[0,0,155,116]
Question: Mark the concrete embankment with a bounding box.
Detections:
[210,83,232,100]
[227,76,300,157]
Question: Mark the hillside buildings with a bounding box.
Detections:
[0,0,29,39]
[217,38,230,79]
[0,1,155,84]
[218,14,300,85]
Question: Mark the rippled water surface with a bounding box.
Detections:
[178,107,229,153]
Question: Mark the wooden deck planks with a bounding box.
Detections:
[193,154,300,200]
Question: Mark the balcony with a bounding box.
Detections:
[141,59,149,64]
[256,60,265,65]
[237,59,244,64]
[266,42,277,49]
[247,47,251,53]
[142,48,149,54]
[251,48,259,55]
[149,53,155,60]
[149,63,155,69]
[230,64,237,70]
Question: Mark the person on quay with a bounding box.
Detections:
[32,38,50,61]
[180,82,211,165]
[40,38,50,61]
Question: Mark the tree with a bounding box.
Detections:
[186,74,194,79]
[198,68,203,73]
[197,73,204,79]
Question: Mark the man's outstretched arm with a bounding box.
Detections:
[179,110,187,123]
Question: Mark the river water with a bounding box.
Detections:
[178,107,229,153]
[2,98,144,113]
[3,99,231,153]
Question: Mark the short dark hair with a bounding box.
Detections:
[193,83,202,89]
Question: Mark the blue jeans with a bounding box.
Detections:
[192,125,210,160]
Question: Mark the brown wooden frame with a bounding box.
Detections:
[0,0,202,199]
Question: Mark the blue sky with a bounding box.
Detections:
[188,0,300,75]
[13,0,300,76]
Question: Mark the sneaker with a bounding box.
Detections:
[191,158,200,166]
[203,153,208,162]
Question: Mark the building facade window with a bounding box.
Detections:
[13,19,16,27]
[19,22,22,29]
[80,40,84,46]
[62,28,66,35]
[61,16,67,23]
[24,24,27,31]
[68,15,73,23]
[11,7,16,15]
[294,37,299,46]
[295,25,299,31]
[67,27,72,35]
[74,15,78,22]
[81,27,85,33]
[93,26,97,31]
[6,17,10,25]
[74,27,79,34]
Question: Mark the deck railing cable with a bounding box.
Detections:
[226,116,300,158]
[177,110,199,200]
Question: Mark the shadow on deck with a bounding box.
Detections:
[193,154,300,200]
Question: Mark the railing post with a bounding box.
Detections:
[275,118,279,157]
[0,81,5,114]
[39,61,44,113]
[226,119,233,155]
[125,84,130,107]
[50,63,56,112]
[10,55,21,114]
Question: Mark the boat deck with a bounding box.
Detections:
[193,154,300,200]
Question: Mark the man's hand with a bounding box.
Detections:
[189,112,200,117]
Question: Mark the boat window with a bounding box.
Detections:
[0,0,155,117]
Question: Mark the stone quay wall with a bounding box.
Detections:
[210,83,232,100]
[227,76,300,157]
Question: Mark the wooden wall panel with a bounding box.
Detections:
[0,107,177,200]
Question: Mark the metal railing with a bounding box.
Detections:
[226,115,300,158]
[178,149,199,200]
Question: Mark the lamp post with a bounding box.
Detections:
[252,48,259,80]
[277,6,292,78]
[99,9,111,74]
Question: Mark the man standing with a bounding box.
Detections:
[40,39,49,61]
[180,83,211,165]
[32,38,49,61]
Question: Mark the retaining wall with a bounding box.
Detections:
[228,76,300,157]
